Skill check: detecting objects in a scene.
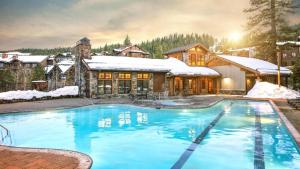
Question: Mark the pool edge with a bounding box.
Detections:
[0,145,93,169]
[269,100,300,147]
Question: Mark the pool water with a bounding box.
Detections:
[0,100,300,169]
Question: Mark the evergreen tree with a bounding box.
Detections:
[244,0,299,63]
[31,65,46,81]
[292,57,300,90]
[0,70,15,85]
[123,35,131,46]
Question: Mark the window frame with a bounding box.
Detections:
[98,72,113,95]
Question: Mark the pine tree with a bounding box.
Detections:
[31,65,46,81]
[0,70,15,85]
[244,0,299,63]
[292,57,300,90]
[123,35,131,46]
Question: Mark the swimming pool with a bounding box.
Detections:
[0,100,299,169]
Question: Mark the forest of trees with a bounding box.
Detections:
[94,33,216,58]
[17,33,216,59]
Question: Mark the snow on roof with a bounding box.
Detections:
[0,55,48,63]
[276,41,300,46]
[218,55,291,75]
[58,65,73,74]
[84,56,220,76]
[44,65,54,74]
[228,47,255,52]
[5,51,31,55]
[128,50,149,54]
[165,58,219,76]
[85,56,169,72]
[164,43,209,55]
[18,55,48,63]
[57,60,74,74]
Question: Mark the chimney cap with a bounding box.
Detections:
[76,37,90,46]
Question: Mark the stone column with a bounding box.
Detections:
[113,72,118,96]
[131,72,137,95]
[183,78,189,96]
[90,71,98,98]
[148,73,154,95]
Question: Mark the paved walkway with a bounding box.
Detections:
[273,100,300,133]
[0,98,131,114]
[0,96,225,113]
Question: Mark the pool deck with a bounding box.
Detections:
[0,96,224,114]
[0,145,92,169]
[1,96,300,168]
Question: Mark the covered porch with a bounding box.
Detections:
[167,76,220,96]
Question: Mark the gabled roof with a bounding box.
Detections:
[164,43,209,55]
[83,56,220,76]
[57,60,74,74]
[113,45,149,55]
[216,55,291,75]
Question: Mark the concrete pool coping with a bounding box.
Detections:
[1,96,300,168]
[0,145,93,169]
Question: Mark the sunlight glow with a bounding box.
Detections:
[228,32,242,41]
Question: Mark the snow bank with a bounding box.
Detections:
[245,81,300,99]
[0,86,78,100]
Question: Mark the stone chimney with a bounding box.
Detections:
[74,37,91,59]
[74,37,91,96]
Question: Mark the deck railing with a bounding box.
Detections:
[0,124,12,145]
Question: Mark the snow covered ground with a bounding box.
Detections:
[245,81,300,99]
[0,86,78,100]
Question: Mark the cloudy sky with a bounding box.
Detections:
[0,0,299,50]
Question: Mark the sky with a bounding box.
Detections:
[0,0,299,50]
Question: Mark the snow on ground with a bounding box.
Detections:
[245,81,300,99]
[0,86,78,100]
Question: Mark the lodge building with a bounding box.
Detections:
[74,38,291,98]
[0,37,292,97]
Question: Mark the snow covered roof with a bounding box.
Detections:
[57,60,74,74]
[164,43,209,55]
[166,58,220,76]
[83,56,220,76]
[0,54,48,63]
[44,65,54,74]
[5,52,31,55]
[218,55,291,75]
[84,56,169,72]
[113,45,149,55]
[228,47,255,52]
[18,55,48,63]
[276,41,300,46]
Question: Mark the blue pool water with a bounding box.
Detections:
[0,100,300,169]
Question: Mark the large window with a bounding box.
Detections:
[188,53,205,66]
[118,73,131,94]
[98,72,112,94]
[137,73,149,93]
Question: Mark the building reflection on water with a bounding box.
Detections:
[68,106,215,153]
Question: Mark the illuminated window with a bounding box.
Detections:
[99,72,112,79]
[137,73,149,80]
[98,72,112,94]
[118,73,131,94]
[137,73,149,93]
